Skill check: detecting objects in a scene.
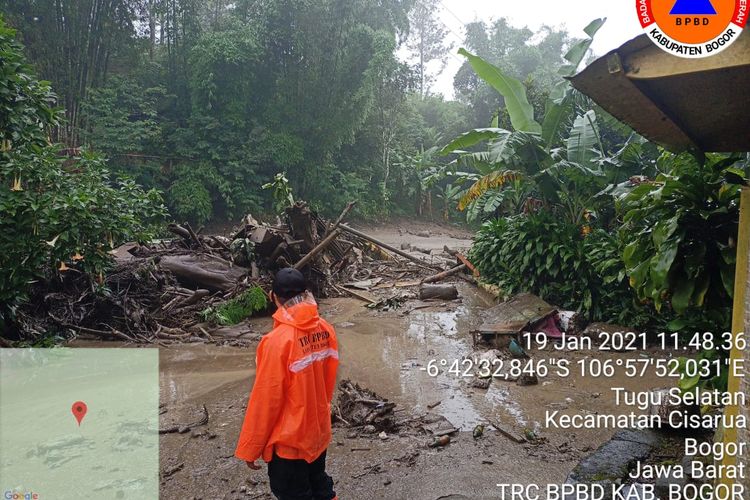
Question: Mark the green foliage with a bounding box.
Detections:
[584,229,656,328]
[3,2,477,221]
[457,48,541,134]
[0,20,168,326]
[200,286,268,326]
[168,163,224,224]
[262,173,295,214]
[454,18,572,126]
[230,238,255,267]
[469,212,592,312]
[617,153,743,330]
[80,76,165,156]
[0,19,62,148]
[443,19,617,228]
[1,148,168,318]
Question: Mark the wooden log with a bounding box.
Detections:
[339,225,441,270]
[294,229,342,270]
[160,255,246,291]
[177,289,210,308]
[422,264,467,284]
[184,222,206,249]
[455,252,479,277]
[326,201,357,236]
[167,223,191,241]
[419,284,459,300]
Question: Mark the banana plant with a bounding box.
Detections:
[440,18,611,224]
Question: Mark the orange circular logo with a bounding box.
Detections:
[637,0,747,57]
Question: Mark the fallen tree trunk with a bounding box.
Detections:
[339,224,441,270]
[160,255,246,291]
[455,253,479,277]
[419,284,459,300]
[422,264,467,284]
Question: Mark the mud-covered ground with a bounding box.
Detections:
[152,222,678,500]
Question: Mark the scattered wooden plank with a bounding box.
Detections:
[335,285,377,304]
[491,420,527,443]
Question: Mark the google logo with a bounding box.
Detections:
[4,491,39,500]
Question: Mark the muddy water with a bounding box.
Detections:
[157,284,676,500]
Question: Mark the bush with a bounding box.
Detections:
[584,229,657,328]
[617,153,743,332]
[200,286,268,325]
[1,148,168,320]
[469,211,592,312]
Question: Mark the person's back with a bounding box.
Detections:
[235,269,339,500]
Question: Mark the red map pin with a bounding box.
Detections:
[71,401,88,426]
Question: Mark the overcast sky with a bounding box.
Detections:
[421,0,644,98]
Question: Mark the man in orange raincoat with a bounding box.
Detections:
[236,268,339,500]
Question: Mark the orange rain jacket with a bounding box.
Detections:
[235,292,339,464]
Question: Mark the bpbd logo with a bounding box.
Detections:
[636,0,747,57]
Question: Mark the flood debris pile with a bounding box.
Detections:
[467,293,582,391]
[333,380,460,448]
[333,380,398,432]
[9,200,469,345]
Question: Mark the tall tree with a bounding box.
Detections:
[405,0,452,97]
[453,18,570,126]
[2,0,145,145]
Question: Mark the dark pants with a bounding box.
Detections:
[267,451,336,500]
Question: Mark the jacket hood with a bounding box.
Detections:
[272,292,321,331]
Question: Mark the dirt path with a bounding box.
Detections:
[154,221,676,500]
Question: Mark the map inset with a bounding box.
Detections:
[0,348,159,499]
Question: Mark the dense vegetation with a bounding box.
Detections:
[1,1,747,359]
[0,19,166,328]
[443,20,749,339]
[1,1,587,223]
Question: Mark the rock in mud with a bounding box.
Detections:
[471,377,491,390]
[516,373,539,386]
[473,424,484,439]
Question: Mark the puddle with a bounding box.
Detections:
[157,282,672,442]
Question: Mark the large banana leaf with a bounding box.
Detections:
[541,80,573,150]
[567,110,600,166]
[542,18,606,149]
[457,48,542,134]
[440,128,509,156]
[452,153,496,175]
[560,18,606,76]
